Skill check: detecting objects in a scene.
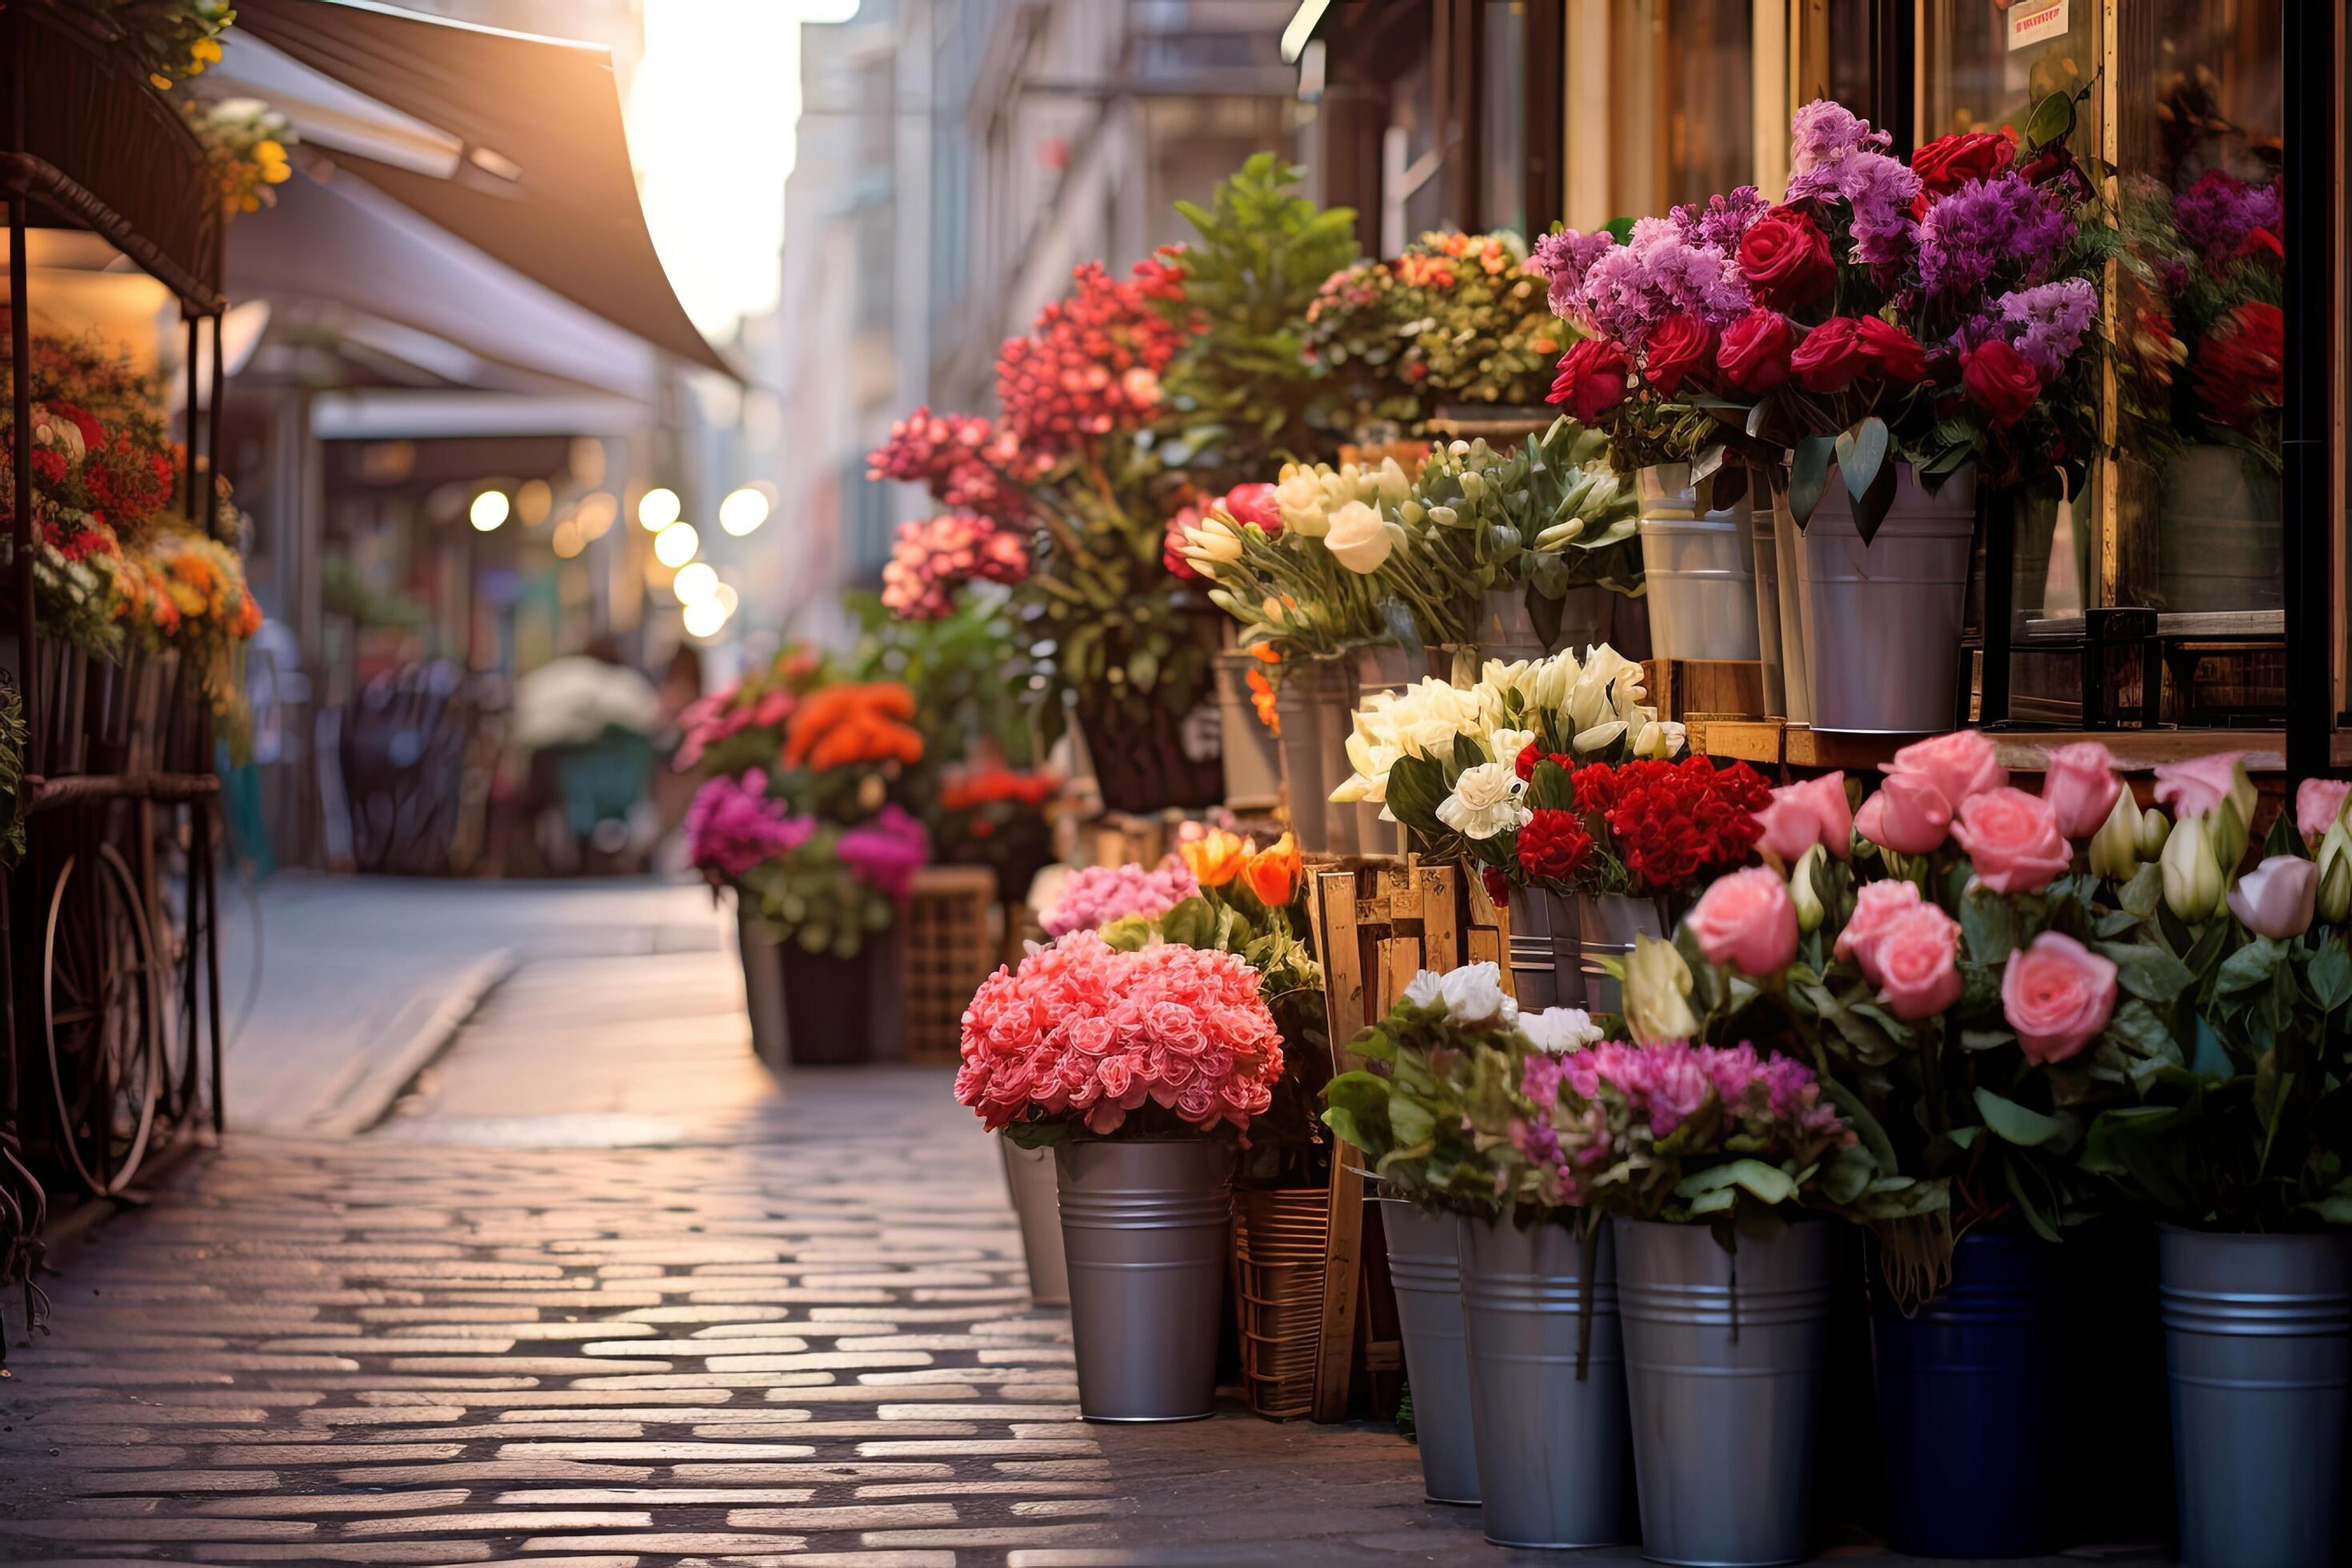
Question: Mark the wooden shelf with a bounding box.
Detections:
[1686,722,2286,775]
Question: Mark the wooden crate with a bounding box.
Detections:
[899,865,1000,1064]
[1302,859,1507,1422]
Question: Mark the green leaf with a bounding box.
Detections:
[2098,942,2197,1006]
[2024,89,2074,152]
[1788,435,1835,528]
[1959,889,2018,966]
[2310,939,2352,1011]
[1974,1086,2063,1147]
[2217,935,2286,996]
[1386,1095,1436,1150]
[1835,416,1889,506]
[1677,1158,1798,1208]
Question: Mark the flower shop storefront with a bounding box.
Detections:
[678,3,2352,1562]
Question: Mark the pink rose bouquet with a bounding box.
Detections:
[958,934,1284,1142]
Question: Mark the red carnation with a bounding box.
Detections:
[1517,808,1594,883]
[1572,762,1622,814]
[1548,338,1631,422]
[1737,206,1834,310]
[1718,309,1796,394]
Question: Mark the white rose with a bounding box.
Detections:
[1438,962,1515,1026]
[1519,1006,1602,1054]
[1435,762,1532,841]
[1325,501,1394,574]
[1402,970,1446,1010]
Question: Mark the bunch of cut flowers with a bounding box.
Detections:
[2120,168,2282,473]
[686,770,931,958]
[1534,92,2111,540]
[1177,456,1411,662]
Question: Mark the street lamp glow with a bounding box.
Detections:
[718,485,771,536]
[576,491,618,539]
[671,561,719,604]
[653,520,700,568]
[469,489,510,531]
[682,595,732,639]
[637,486,682,531]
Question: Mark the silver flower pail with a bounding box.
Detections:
[998,1136,1068,1306]
[1055,1137,1234,1422]
[1615,1217,1833,1567]
[1378,1199,1478,1505]
[1458,1212,1634,1549]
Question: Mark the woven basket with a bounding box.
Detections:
[900,865,999,1063]
[1233,1186,1331,1421]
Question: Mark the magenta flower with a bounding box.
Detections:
[685,770,816,881]
[838,803,930,901]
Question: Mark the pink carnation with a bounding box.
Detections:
[1038,857,1202,936]
[955,933,1284,1138]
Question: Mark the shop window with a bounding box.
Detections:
[1480,1,1530,236]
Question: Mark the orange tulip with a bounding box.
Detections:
[1180,827,1250,889]
[1243,832,1302,906]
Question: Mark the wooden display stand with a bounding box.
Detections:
[1302,860,1511,1422]
[898,866,999,1063]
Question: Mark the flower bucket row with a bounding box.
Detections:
[1332,720,2351,1566]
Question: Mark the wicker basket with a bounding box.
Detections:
[1233,1186,1332,1421]
[900,865,1000,1063]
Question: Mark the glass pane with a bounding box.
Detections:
[1823,0,1875,118]
[1919,0,2095,142]
[1482,1,1530,235]
[1609,0,1754,215]
[2120,1,2284,617]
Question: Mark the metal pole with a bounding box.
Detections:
[182,316,201,524]
[206,314,227,542]
[5,7,30,782]
[197,781,223,1138]
[2281,2,2334,779]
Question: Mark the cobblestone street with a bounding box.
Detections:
[0,884,1445,1568]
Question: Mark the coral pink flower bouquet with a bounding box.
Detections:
[956,932,1286,1145]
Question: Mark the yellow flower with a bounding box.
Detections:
[192,38,223,62]
[151,73,175,90]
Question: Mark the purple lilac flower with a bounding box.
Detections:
[1989,278,2099,379]
[1789,101,1892,174]
[1530,228,1617,318]
[1038,857,1202,937]
[686,770,817,881]
[1626,218,1752,326]
[1918,173,2075,296]
[2173,170,2283,266]
[1672,186,1772,253]
[837,803,930,901]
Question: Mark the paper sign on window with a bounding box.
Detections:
[2006,0,2069,51]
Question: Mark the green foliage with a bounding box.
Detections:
[1157,154,1362,491]
[738,822,899,959]
[1319,997,1518,1218]
[843,590,1034,770]
[0,676,24,870]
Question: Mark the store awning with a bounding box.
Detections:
[229,171,661,402]
[224,0,738,381]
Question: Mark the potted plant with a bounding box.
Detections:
[2079,770,2352,1568]
[954,930,1287,1422]
[1322,967,1630,1541]
[1538,95,2107,734]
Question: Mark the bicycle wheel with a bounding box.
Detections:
[42,843,165,1194]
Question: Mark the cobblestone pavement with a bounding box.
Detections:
[0,891,2170,1567]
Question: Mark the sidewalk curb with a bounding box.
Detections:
[301,949,518,1138]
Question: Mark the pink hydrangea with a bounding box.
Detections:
[685,770,815,880]
[954,932,1285,1137]
[1038,857,1201,936]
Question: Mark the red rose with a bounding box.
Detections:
[1548,338,1631,422]
[1642,313,1716,396]
[1910,129,2016,194]
[1718,309,1795,393]
[1961,338,2042,427]
[1219,482,1282,534]
[2194,301,2284,430]
[1790,318,1870,393]
[1516,808,1594,883]
[1736,206,1834,310]
[1853,316,1928,383]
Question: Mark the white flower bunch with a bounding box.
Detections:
[1188,458,1415,660]
[1402,962,1518,1027]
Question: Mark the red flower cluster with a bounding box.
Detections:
[879,512,1030,620]
[940,767,1059,811]
[1516,807,1594,882]
[994,258,1194,459]
[1581,757,1773,894]
[2194,301,2283,431]
[1514,741,1578,780]
[865,407,1034,525]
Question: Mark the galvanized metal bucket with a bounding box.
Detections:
[1791,463,1975,735]
[1274,663,1357,854]
[1378,1199,1479,1505]
[1055,1137,1234,1422]
[1616,1217,1834,1567]
[1766,483,1812,723]
[1749,502,1787,718]
[1478,586,1551,664]
[1638,463,1758,662]
[1212,645,1282,814]
[1458,1213,1634,1549]
[999,1137,1069,1306]
[1351,646,1417,856]
[1506,890,1662,1016]
[1871,1230,2058,1558]
[1306,659,1362,856]
[2159,1226,2352,1568]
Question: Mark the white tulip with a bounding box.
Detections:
[1325,501,1394,574]
[1520,1006,1602,1054]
